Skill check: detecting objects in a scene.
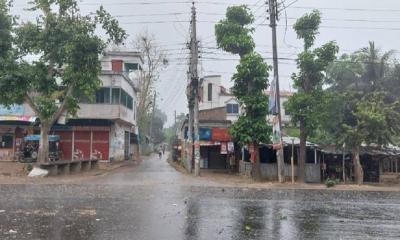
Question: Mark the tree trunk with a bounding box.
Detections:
[251,142,262,181]
[298,118,306,183]
[38,123,50,164]
[352,146,364,185]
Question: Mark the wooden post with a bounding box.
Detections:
[291,138,295,184]
[314,148,317,164]
[71,130,75,161]
[90,130,93,160]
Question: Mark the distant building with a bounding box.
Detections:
[0,50,142,162]
[199,75,240,122]
[266,90,294,127]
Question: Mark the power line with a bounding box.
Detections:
[289,6,400,13]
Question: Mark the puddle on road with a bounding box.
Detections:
[0,186,400,240]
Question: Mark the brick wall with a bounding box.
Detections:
[199,107,226,121]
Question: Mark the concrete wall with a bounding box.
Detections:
[239,161,321,183]
[199,107,226,121]
[77,104,134,125]
[109,121,130,161]
[200,75,221,110]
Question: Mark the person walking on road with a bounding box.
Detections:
[158,147,162,159]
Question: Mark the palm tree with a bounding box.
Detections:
[355,41,394,92]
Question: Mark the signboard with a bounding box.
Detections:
[268,77,278,115]
[227,142,235,153]
[271,116,282,150]
[199,141,221,146]
[212,128,231,141]
[0,105,24,116]
[199,128,212,141]
[0,116,36,122]
[220,142,227,154]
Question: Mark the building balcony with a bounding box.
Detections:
[76,103,135,125]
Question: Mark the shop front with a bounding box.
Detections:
[199,128,235,170]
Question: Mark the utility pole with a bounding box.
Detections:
[190,2,200,177]
[269,0,285,183]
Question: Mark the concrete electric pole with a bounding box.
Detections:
[269,0,285,183]
[190,2,200,177]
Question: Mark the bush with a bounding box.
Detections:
[325,178,340,188]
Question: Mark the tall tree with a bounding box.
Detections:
[0,0,12,64]
[0,0,126,163]
[285,10,338,182]
[215,5,271,181]
[134,31,166,144]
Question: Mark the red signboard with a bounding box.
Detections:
[211,128,231,141]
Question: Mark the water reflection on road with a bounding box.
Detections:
[0,156,400,239]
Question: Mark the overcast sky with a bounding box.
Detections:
[10,0,400,126]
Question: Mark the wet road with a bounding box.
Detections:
[1,155,400,240]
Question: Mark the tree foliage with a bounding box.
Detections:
[215,5,271,147]
[134,31,166,142]
[0,0,126,163]
[285,10,338,182]
[215,5,271,180]
[321,42,400,183]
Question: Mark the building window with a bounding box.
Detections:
[120,90,134,110]
[121,89,128,107]
[1,136,13,148]
[111,88,120,104]
[127,96,133,110]
[95,88,111,104]
[227,103,239,114]
[207,83,212,101]
[124,63,139,72]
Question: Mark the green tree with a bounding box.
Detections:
[322,43,400,184]
[151,108,167,145]
[0,0,126,164]
[285,10,338,182]
[215,5,271,181]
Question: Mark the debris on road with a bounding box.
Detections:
[28,167,49,177]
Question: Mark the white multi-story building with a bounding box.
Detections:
[199,75,293,125]
[200,75,241,122]
[0,50,142,162]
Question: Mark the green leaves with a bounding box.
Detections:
[225,5,254,25]
[0,0,127,124]
[288,10,338,147]
[215,5,272,146]
[229,115,272,146]
[215,5,255,56]
[293,10,321,50]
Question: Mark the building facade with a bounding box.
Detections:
[200,75,241,122]
[0,50,142,162]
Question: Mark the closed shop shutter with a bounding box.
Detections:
[74,131,91,160]
[92,131,109,161]
[56,131,73,161]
